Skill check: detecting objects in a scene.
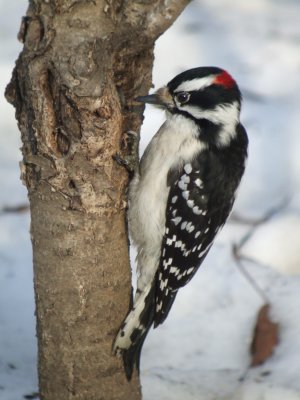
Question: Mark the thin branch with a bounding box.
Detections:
[230,197,290,227]
[0,204,29,215]
[232,244,269,303]
[231,199,290,302]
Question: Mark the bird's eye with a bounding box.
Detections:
[175,91,190,105]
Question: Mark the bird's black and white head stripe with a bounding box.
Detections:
[167,66,241,111]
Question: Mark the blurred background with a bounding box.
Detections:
[1,1,300,399]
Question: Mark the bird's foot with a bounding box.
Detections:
[113,131,140,173]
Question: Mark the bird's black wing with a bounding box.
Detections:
[154,151,236,327]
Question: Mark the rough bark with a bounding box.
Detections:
[5,1,190,399]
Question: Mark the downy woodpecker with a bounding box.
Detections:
[113,67,248,379]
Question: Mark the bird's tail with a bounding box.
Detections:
[113,282,155,380]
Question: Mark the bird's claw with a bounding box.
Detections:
[113,130,140,173]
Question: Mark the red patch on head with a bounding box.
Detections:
[214,71,235,89]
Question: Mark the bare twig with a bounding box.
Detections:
[0,203,29,215]
[231,199,290,302]
[230,198,289,227]
[233,244,269,303]
[23,392,40,400]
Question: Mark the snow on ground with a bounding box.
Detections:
[1,0,300,399]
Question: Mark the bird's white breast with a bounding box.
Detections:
[128,114,206,262]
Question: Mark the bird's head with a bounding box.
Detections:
[136,67,243,147]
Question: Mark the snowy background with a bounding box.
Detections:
[1,0,300,399]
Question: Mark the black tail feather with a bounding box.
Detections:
[121,283,156,380]
[122,327,150,380]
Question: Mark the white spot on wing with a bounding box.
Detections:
[172,216,182,225]
[180,174,190,184]
[180,242,186,252]
[160,279,168,290]
[198,243,213,258]
[184,163,192,174]
[183,250,191,257]
[193,206,202,215]
[186,222,194,233]
[181,221,187,230]
[195,178,202,187]
[187,199,194,208]
[188,225,195,233]
[166,235,177,245]
[182,191,189,200]
[198,249,207,258]
[170,266,179,274]
[178,180,188,191]
[163,258,173,269]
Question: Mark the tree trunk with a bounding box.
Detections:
[5,1,189,399]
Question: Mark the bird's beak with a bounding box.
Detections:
[135,87,174,109]
[135,94,161,105]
